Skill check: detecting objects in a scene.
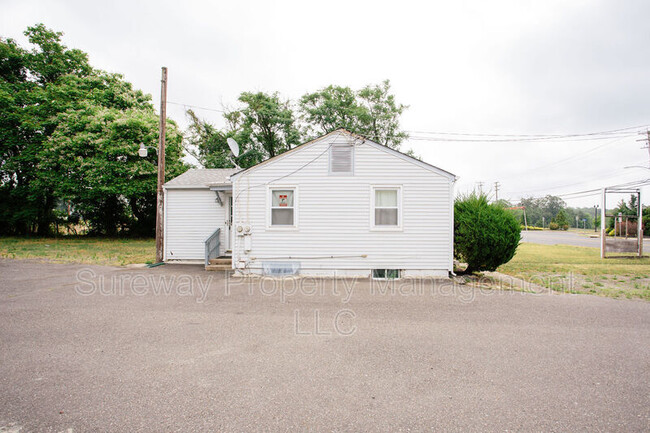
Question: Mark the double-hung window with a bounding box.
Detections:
[373,187,401,228]
[270,189,295,227]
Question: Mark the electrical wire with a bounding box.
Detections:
[507,178,650,202]
[164,98,648,143]
[167,101,225,113]
[408,123,650,138]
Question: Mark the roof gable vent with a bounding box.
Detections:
[329,144,354,175]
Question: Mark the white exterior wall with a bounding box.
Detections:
[231,132,454,277]
[164,188,228,261]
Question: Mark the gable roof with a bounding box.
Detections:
[230,129,457,181]
[164,168,237,189]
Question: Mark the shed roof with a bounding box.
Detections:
[164,168,237,189]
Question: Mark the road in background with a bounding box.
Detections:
[521,230,650,249]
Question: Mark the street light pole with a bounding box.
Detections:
[156,67,167,263]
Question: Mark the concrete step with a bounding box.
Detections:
[209,258,232,265]
[205,264,232,271]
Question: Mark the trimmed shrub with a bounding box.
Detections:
[549,222,559,230]
[454,192,521,273]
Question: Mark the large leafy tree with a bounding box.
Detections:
[192,81,411,168]
[299,80,409,149]
[190,92,301,169]
[0,24,93,234]
[41,103,185,236]
[0,24,187,235]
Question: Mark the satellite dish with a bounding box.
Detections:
[227,137,240,157]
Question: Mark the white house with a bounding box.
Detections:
[163,129,456,278]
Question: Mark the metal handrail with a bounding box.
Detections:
[204,228,220,266]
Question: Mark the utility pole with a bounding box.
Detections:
[637,130,650,166]
[646,130,650,165]
[156,67,167,264]
[494,181,500,202]
[477,182,484,194]
[593,205,598,232]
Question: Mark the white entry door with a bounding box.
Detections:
[225,194,233,253]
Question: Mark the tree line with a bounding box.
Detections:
[1,24,409,236]
[504,194,648,235]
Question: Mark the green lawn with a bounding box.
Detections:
[0,237,155,266]
[498,243,650,300]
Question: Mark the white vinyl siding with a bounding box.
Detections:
[329,144,354,175]
[231,131,454,277]
[164,188,228,260]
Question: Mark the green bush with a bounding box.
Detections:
[549,222,559,230]
[454,192,521,273]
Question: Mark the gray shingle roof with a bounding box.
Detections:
[164,168,237,188]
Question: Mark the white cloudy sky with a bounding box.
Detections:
[3,0,649,207]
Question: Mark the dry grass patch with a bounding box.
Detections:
[0,237,155,266]
[498,243,650,300]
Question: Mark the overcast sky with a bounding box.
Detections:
[3,0,649,207]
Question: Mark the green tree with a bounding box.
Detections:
[238,91,301,159]
[0,24,93,234]
[190,92,301,169]
[41,104,186,235]
[518,195,567,227]
[186,109,261,169]
[299,80,408,149]
[607,195,641,234]
[298,85,364,135]
[0,24,187,235]
[552,209,569,230]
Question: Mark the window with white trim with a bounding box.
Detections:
[329,144,354,175]
[373,187,400,227]
[270,189,295,226]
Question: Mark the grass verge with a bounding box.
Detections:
[498,243,650,300]
[0,237,155,266]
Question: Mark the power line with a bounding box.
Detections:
[508,178,650,202]
[408,123,650,138]
[162,98,650,143]
[167,101,225,113]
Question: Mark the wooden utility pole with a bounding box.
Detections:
[494,181,500,202]
[156,67,167,263]
[646,130,650,165]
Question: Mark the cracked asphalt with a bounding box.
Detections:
[0,259,649,432]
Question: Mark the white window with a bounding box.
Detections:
[372,187,401,228]
[329,144,354,175]
[270,189,295,226]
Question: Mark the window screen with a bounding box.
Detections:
[330,145,353,174]
[374,189,399,226]
[271,189,294,226]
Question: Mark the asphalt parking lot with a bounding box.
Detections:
[1,259,649,432]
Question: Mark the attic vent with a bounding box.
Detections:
[329,144,353,175]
